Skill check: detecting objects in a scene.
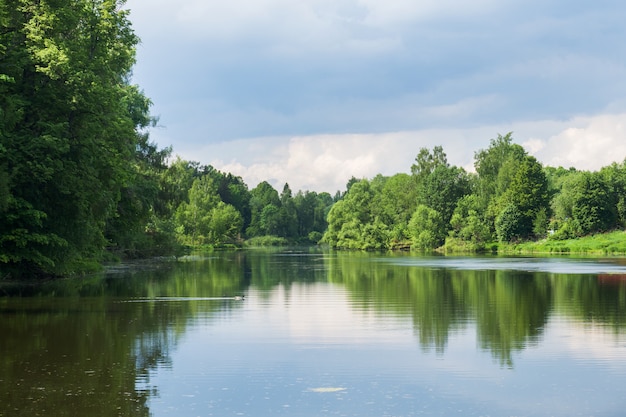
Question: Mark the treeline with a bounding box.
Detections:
[0,0,332,278]
[323,133,626,251]
[151,157,334,250]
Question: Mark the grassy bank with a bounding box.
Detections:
[498,230,626,255]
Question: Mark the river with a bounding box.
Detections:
[2,249,626,416]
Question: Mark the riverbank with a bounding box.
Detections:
[497,230,626,255]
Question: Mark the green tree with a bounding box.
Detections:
[600,160,626,228]
[213,171,251,230]
[571,172,617,235]
[417,164,471,226]
[496,155,549,241]
[323,179,380,249]
[293,190,333,243]
[278,183,298,238]
[551,171,617,238]
[157,157,204,218]
[175,176,221,245]
[208,202,243,244]
[448,194,491,248]
[474,133,526,209]
[375,173,417,244]
[408,205,446,250]
[495,204,524,242]
[105,88,172,257]
[411,145,448,181]
[0,0,152,276]
[247,181,280,237]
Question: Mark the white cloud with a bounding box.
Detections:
[527,113,626,170]
[169,112,626,193]
[180,129,489,192]
[536,316,626,371]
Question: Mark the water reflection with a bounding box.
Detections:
[2,250,626,416]
[0,297,151,416]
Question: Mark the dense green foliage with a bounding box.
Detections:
[1,0,161,276]
[324,133,626,252]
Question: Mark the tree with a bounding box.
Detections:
[0,0,153,276]
[411,145,448,181]
[204,168,251,231]
[376,174,416,223]
[496,155,549,240]
[175,176,220,244]
[408,205,446,250]
[294,190,333,243]
[474,133,526,209]
[417,164,471,227]
[600,160,626,228]
[495,204,524,242]
[323,179,379,249]
[551,171,617,238]
[571,172,616,235]
[376,173,417,244]
[208,202,243,244]
[157,157,204,218]
[278,183,297,238]
[247,181,280,237]
[449,194,491,247]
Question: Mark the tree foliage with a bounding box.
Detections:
[408,205,446,250]
[0,0,159,275]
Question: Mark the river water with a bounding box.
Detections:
[2,249,626,416]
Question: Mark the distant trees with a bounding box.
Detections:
[324,146,472,250]
[163,170,334,248]
[550,170,618,238]
[165,136,626,254]
[324,133,626,252]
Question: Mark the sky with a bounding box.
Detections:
[124,0,626,193]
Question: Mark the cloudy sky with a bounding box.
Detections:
[125,0,626,192]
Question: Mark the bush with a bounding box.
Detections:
[495,204,524,242]
[245,236,289,247]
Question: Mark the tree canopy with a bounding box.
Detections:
[1,0,152,275]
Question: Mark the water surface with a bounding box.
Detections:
[2,250,626,416]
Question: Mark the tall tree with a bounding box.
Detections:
[323,179,390,249]
[175,176,221,245]
[551,170,617,237]
[411,145,448,181]
[0,0,151,276]
[417,164,471,227]
[474,133,526,209]
[496,155,549,241]
[408,205,446,250]
[247,181,280,237]
[600,160,626,228]
[278,183,297,238]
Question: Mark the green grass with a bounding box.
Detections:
[499,230,626,255]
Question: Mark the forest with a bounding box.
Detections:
[2,0,626,278]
